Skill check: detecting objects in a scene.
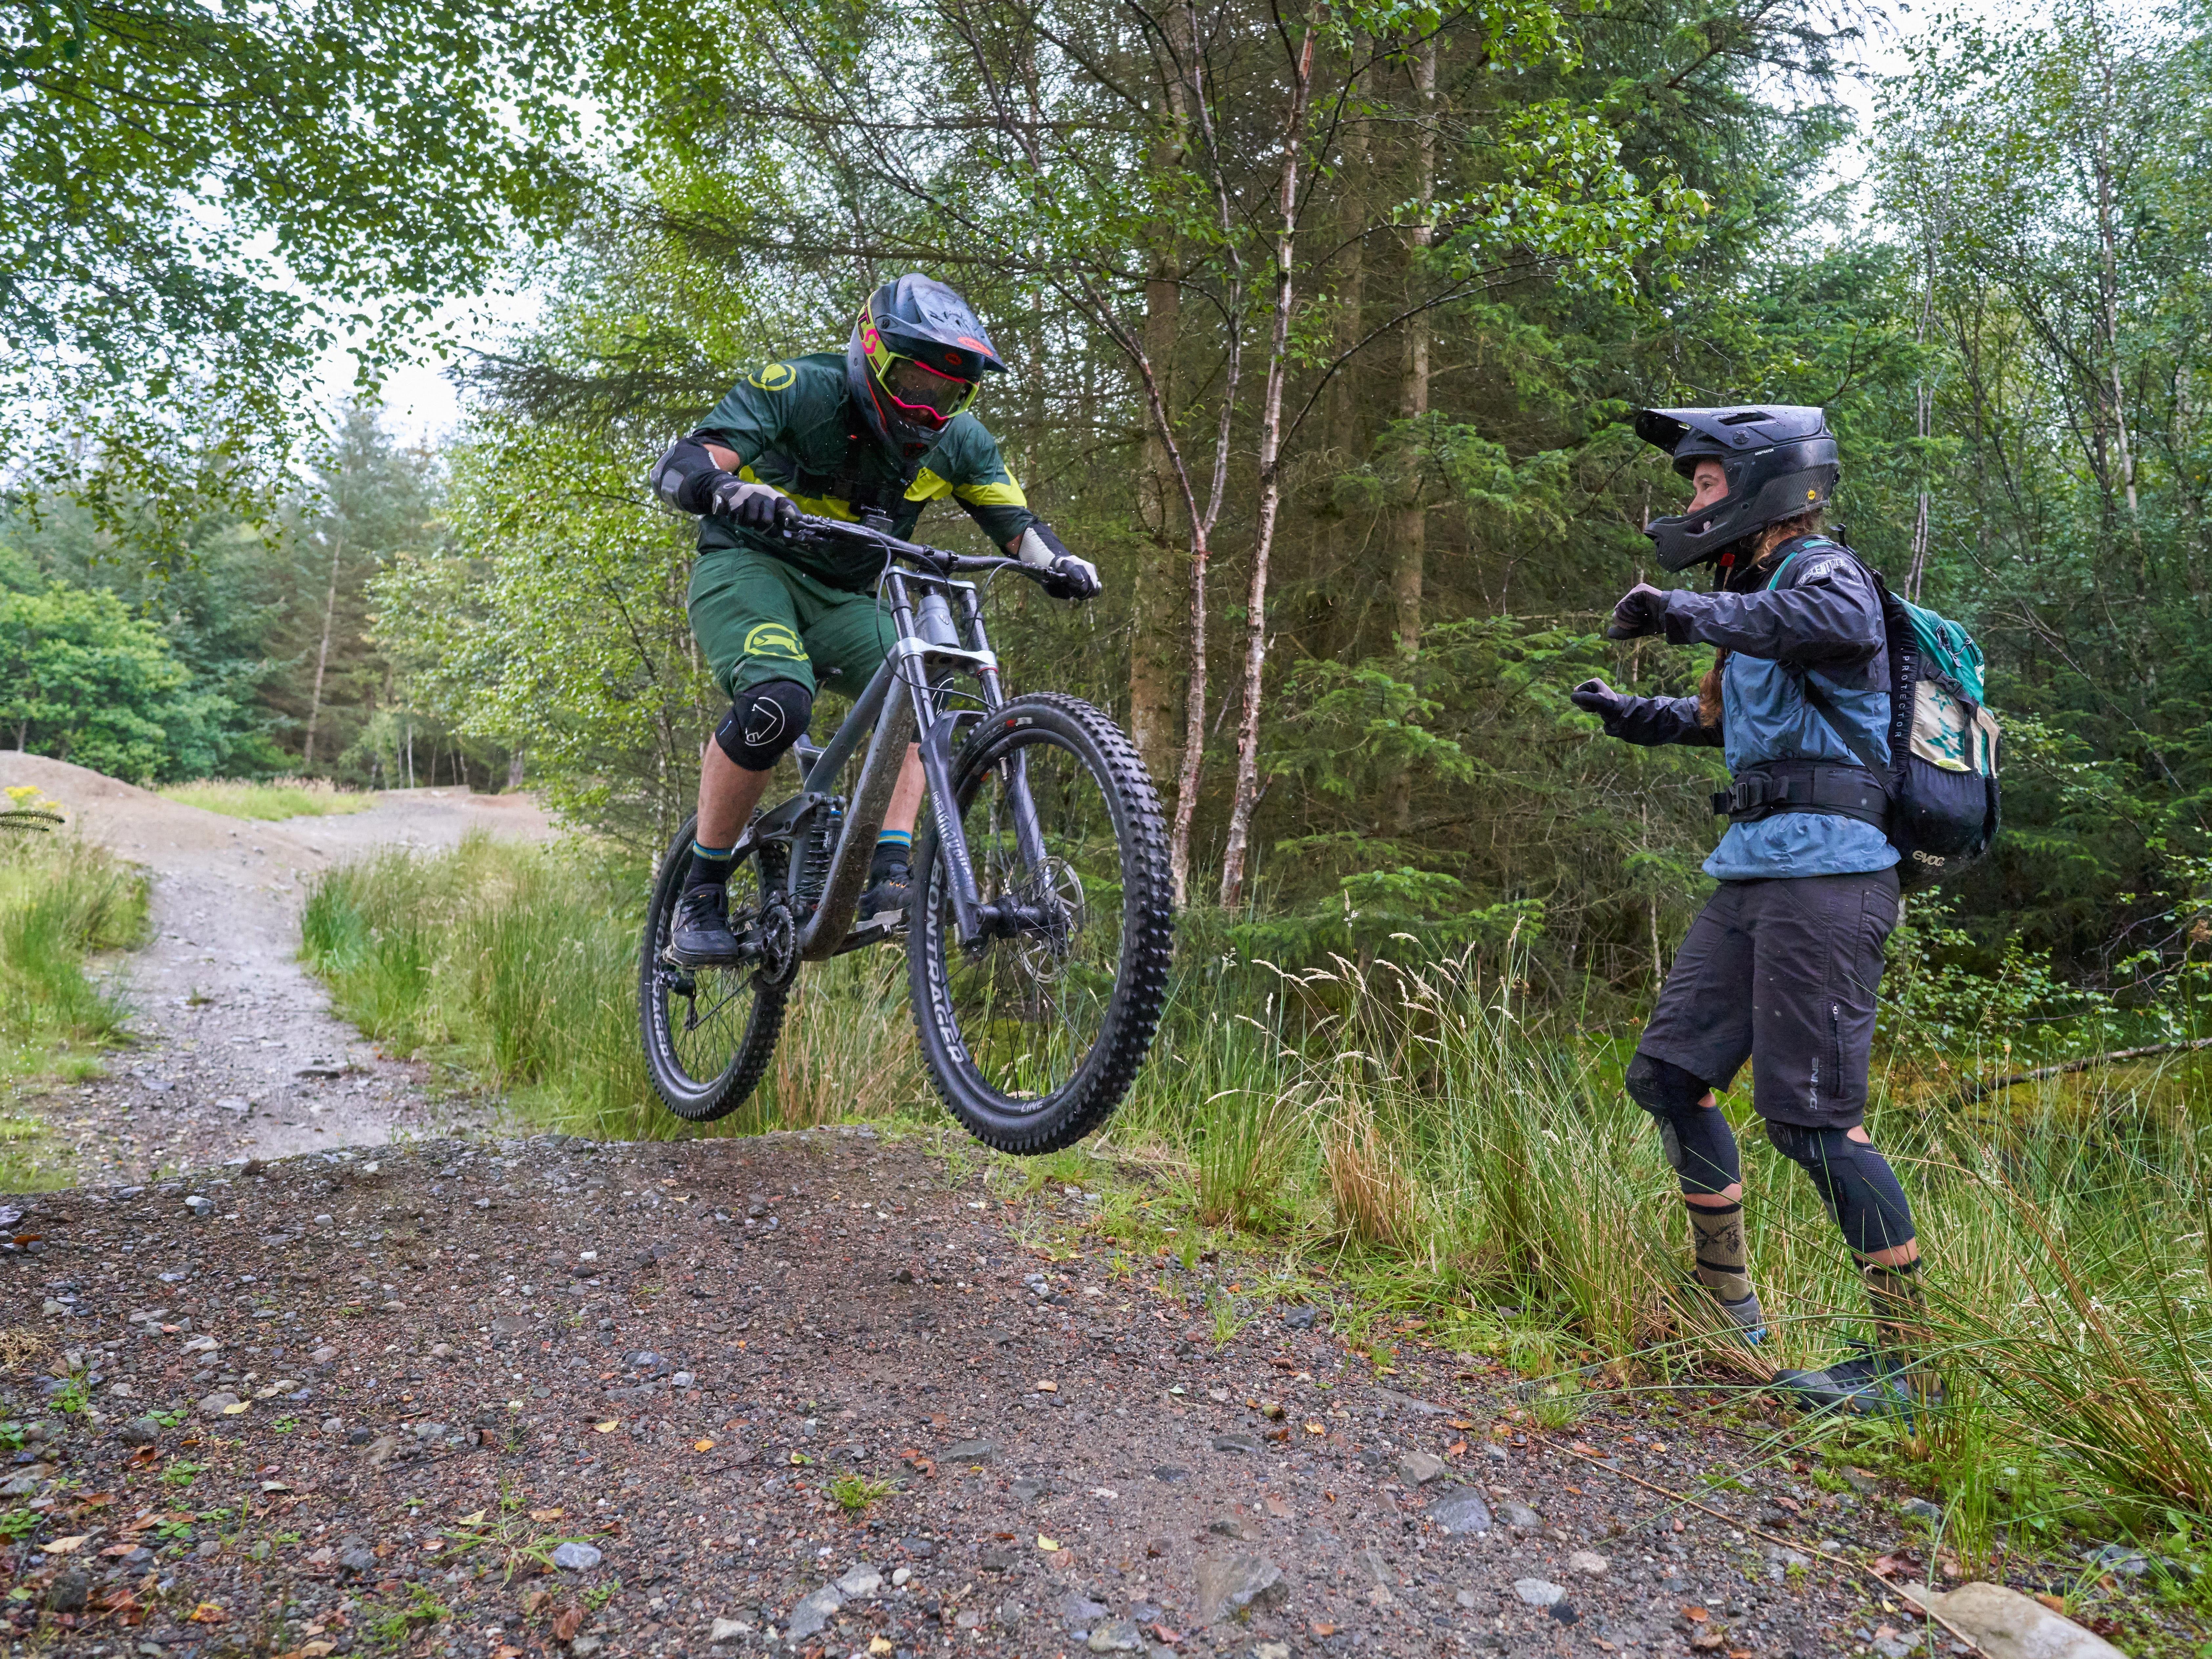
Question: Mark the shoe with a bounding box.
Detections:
[858,859,909,925]
[667,882,742,966]
[1773,1343,1943,1422]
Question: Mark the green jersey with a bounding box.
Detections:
[693,352,1038,591]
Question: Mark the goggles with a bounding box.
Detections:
[877,353,979,427]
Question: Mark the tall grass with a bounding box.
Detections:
[1,826,147,1186]
[160,777,374,819]
[299,833,924,1139]
[298,837,2212,1547]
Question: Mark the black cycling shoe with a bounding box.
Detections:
[857,860,910,927]
[667,882,743,966]
[1773,1344,1943,1422]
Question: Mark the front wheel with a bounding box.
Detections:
[640,815,791,1122]
[909,694,1175,1153]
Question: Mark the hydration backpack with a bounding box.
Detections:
[1774,544,2002,891]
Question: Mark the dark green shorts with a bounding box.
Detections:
[687,549,897,701]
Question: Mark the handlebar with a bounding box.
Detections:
[778,509,1034,584]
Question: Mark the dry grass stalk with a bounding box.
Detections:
[1323,1095,1417,1249]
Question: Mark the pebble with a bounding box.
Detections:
[196,1391,242,1418]
[1567,1550,1608,1577]
[1,1476,39,1498]
[551,1541,602,1571]
[980,1545,1017,1572]
[943,1439,996,1464]
[892,1567,912,1587]
[570,1639,603,1657]
[334,1536,376,1577]
[837,1564,881,1596]
[1281,1307,1318,1330]
[1210,1433,1262,1454]
[1500,1500,1540,1528]
[116,1416,162,1446]
[1423,1487,1494,1535]
[1087,1620,1142,1652]
[2085,1544,2149,1577]
[428,1343,454,1360]
[1902,1497,1944,1523]
[46,1571,90,1613]
[670,1370,694,1389]
[784,1585,843,1639]
[1193,1552,1287,1624]
[1397,1450,1446,1485]
[1060,1591,1109,1624]
[1208,1517,1260,1541]
[1513,1578,1566,1608]
[707,1617,750,1644]
[183,1194,214,1215]
[311,1346,339,1363]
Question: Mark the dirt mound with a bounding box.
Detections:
[1,751,317,868]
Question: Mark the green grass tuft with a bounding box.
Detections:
[159,777,375,820]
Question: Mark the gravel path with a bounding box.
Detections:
[0,754,552,1183]
[5,1130,1971,1659]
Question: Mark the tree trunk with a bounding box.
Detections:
[1217,11,1318,909]
[1384,34,1436,834]
[301,520,344,771]
[1326,47,1370,469]
[1129,84,1190,791]
[507,745,527,791]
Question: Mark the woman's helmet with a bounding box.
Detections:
[847,274,1008,463]
[1634,405,1839,571]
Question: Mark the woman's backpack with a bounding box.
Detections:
[1775,544,2002,891]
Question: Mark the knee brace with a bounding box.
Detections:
[1625,1052,1739,1195]
[714,680,812,771]
[1764,1122,1917,1255]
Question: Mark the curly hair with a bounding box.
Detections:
[1696,512,1826,728]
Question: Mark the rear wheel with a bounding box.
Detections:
[909,694,1174,1153]
[639,815,791,1121]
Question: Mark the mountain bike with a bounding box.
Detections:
[638,511,1176,1154]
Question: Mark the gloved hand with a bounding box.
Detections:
[705,474,796,532]
[1605,581,1670,640]
[1570,678,1629,723]
[1016,525,1101,601]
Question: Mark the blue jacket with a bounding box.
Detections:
[1597,536,1897,881]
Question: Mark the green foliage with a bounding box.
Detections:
[0,822,145,1116]
[159,779,375,820]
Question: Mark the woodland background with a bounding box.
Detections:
[4,0,2208,1008]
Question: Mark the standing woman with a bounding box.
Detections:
[1570,405,1932,1416]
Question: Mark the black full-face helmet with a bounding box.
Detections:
[847,273,1008,464]
[1633,405,1839,572]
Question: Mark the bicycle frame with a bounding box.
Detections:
[724,516,1054,960]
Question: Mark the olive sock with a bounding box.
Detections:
[685,841,736,892]
[1688,1200,1765,1337]
[1863,1256,1928,1358]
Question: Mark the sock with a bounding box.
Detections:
[871,829,912,878]
[685,840,736,891]
[1688,1200,1765,1338]
[1863,1257,1928,1358]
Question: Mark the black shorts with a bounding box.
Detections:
[1637,869,1901,1131]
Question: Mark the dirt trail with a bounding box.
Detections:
[1,1130,1912,1659]
[1,754,553,1181]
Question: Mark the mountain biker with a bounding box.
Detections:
[1569,405,1932,1417]
[649,274,1100,966]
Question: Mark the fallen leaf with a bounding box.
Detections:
[551,1606,582,1642]
[1689,1636,1724,1654]
[1682,1606,1709,1623]
[100,1544,138,1558]
[2034,1592,2066,1614]
[693,1438,716,1452]
[869,1639,893,1657]
[1034,1380,1057,1393]
[222,1402,250,1416]
[1447,1418,1476,1430]
[456,1510,486,1527]
[594,1420,619,1434]
[788,1451,811,1465]
[40,1536,89,1554]
[1569,1442,1599,1455]
[1036,1535,1061,1551]
[529,1509,565,1523]
[188,1602,226,1624]
[300,1644,336,1657]
[1150,1624,1182,1644]
[76,1493,114,1508]
[1303,1421,1325,1435]
[1445,1439,1466,1456]
[495,1648,523,1659]
[1564,1484,1583,1496]
[420,1539,443,1554]
[260,1481,291,1493]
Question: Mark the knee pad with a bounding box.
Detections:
[1764,1122,1917,1255]
[714,680,812,771]
[1625,1052,1738,1195]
